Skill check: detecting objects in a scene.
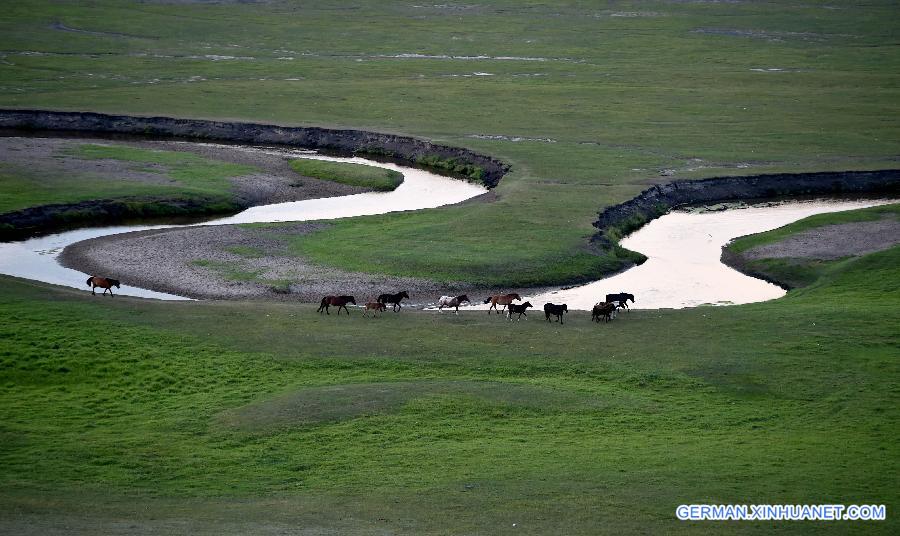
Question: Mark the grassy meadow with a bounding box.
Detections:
[1,235,898,533]
[0,0,898,533]
[0,143,255,214]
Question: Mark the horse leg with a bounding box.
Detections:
[91,285,96,296]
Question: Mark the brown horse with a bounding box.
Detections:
[317,295,356,315]
[363,301,387,317]
[483,292,521,314]
[86,276,120,297]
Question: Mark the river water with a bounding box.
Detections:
[526,198,896,310]
[0,141,893,308]
[0,144,486,300]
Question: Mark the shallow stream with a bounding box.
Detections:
[0,141,893,308]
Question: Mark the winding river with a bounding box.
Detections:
[0,140,893,308]
[0,143,486,300]
[527,198,895,310]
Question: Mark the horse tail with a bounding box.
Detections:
[86,277,93,287]
[483,297,492,304]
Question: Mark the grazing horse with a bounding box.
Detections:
[507,301,533,321]
[317,295,356,315]
[592,302,617,323]
[483,293,521,315]
[86,276,120,297]
[377,290,410,312]
[363,301,387,317]
[437,294,470,314]
[544,303,568,323]
[605,292,635,311]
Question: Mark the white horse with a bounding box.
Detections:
[437,294,470,314]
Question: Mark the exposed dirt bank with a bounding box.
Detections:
[0,109,509,186]
[59,224,547,304]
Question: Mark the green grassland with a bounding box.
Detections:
[1,236,898,533]
[0,143,255,214]
[0,0,897,282]
[1,1,899,533]
[289,158,403,191]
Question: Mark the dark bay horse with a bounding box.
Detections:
[544,303,567,323]
[377,290,410,312]
[483,293,521,315]
[592,302,616,323]
[317,295,356,315]
[438,294,469,314]
[507,301,533,321]
[86,276,120,297]
[605,292,635,311]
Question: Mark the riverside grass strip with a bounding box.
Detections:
[288,158,403,191]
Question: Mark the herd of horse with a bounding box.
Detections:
[86,274,636,322]
[316,289,636,323]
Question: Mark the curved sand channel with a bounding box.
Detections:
[0,144,487,299]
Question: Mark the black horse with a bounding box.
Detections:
[544,303,567,323]
[507,301,533,321]
[377,290,410,312]
[605,292,635,311]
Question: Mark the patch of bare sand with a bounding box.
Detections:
[59,222,546,305]
[742,217,900,260]
[58,223,465,303]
